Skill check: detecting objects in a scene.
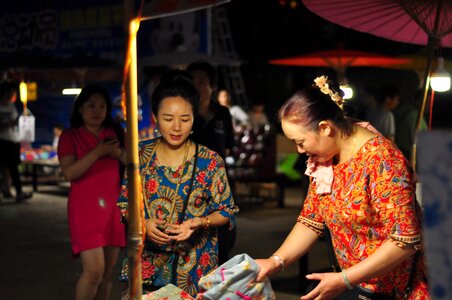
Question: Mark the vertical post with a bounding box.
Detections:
[126,18,143,300]
[411,0,443,170]
[411,37,439,170]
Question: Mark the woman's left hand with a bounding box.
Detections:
[301,272,347,300]
[165,218,200,241]
[255,258,281,282]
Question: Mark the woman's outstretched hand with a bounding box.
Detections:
[145,218,171,245]
[254,258,281,282]
[301,272,347,300]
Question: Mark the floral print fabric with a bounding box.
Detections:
[299,135,429,299]
[117,138,239,296]
[145,284,195,299]
[121,284,194,300]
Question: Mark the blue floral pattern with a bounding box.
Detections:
[417,131,452,300]
[117,138,239,296]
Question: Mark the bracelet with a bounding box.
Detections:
[204,217,210,228]
[341,269,353,290]
[270,255,285,271]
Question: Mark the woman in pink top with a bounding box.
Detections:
[58,85,126,300]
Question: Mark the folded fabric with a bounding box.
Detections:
[121,284,194,300]
[198,253,275,300]
[146,284,194,300]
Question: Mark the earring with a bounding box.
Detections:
[154,124,159,137]
[190,130,194,134]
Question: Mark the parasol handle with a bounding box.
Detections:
[411,36,439,170]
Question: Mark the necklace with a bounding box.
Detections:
[142,139,190,226]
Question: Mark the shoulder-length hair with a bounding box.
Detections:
[69,84,114,129]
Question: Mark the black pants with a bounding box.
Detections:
[0,139,23,195]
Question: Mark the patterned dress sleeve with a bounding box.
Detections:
[116,139,153,220]
[116,165,129,220]
[368,141,422,249]
[204,151,239,228]
[297,179,325,236]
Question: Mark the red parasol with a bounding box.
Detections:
[302,0,452,168]
[302,0,452,47]
[269,48,411,82]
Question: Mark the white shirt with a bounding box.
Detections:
[229,105,249,125]
[0,102,19,142]
[368,108,395,139]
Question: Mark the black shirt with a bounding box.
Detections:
[191,100,234,159]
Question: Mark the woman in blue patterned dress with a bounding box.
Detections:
[117,70,239,296]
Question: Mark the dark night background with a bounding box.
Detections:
[0,2,451,298]
[2,0,452,137]
[224,0,452,128]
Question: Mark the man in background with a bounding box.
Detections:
[187,61,236,264]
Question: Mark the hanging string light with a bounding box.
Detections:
[430,57,451,92]
[19,80,28,115]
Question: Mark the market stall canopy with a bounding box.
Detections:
[269,49,411,67]
[269,48,411,81]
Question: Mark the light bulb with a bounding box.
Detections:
[19,81,28,103]
[62,88,82,95]
[340,84,353,99]
[431,57,451,92]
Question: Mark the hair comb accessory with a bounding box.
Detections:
[313,75,344,108]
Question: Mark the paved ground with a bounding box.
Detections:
[0,184,329,299]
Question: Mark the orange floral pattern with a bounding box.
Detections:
[299,135,430,299]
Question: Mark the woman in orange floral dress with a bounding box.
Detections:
[255,76,430,300]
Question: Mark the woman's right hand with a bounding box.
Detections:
[144,218,172,246]
[94,138,119,158]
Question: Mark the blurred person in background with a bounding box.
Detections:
[367,85,400,142]
[41,123,64,151]
[0,80,32,203]
[217,88,249,126]
[187,61,237,265]
[248,102,270,129]
[58,85,126,300]
[393,90,427,162]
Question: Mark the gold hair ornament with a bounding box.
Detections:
[313,75,344,108]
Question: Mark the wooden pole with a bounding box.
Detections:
[411,39,435,170]
[126,18,143,300]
